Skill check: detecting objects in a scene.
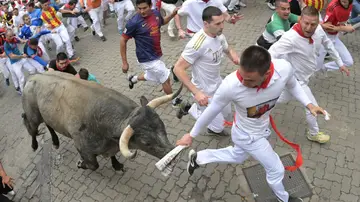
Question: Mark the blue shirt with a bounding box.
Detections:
[28,8,43,27]
[122,10,164,63]
[23,30,51,67]
[88,73,100,83]
[4,39,22,64]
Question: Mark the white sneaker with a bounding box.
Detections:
[168,29,175,38]
[8,190,15,196]
[267,2,275,9]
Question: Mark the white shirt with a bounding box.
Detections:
[269,24,343,84]
[181,29,228,96]
[177,0,227,33]
[189,59,312,143]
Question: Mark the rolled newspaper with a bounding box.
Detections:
[155,145,188,177]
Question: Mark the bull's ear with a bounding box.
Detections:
[140,96,149,106]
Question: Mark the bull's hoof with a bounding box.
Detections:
[53,144,59,150]
[112,162,124,172]
[76,159,86,169]
[32,144,38,151]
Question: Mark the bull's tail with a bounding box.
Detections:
[22,113,44,137]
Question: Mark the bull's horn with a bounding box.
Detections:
[147,84,183,108]
[119,125,136,158]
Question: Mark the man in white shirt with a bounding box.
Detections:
[174,0,243,38]
[176,45,326,202]
[174,6,240,135]
[268,6,348,144]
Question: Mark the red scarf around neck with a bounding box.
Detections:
[293,23,314,44]
[236,62,274,92]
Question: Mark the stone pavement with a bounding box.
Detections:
[1,1,360,201]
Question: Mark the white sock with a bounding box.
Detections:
[131,76,138,83]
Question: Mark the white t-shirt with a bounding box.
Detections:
[181,29,228,96]
[269,24,343,84]
[189,59,312,143]
[177,0,227,33]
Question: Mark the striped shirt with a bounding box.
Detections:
[181,29,229,96]
[41,6,62,29]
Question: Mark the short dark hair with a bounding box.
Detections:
[27,2,35,8]
[69,0,77,5]
[135,0,151,6]
[56,52,68,61]
[275,0,289,7]
[13,8,18,11]
[78,68,89,80]
[240,46,271,76]
[301,6,319,17]
[29,38,38,46]
[39,0,49,4]
[202,6,223,23]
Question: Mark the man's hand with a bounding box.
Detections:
[122,62,129,73]
[178,29,186,39]
[194,91,210,106]
[343,25,355,33]
[229,13,244,24]
[172,7,180,15]
[2,175,14,189]
[22,53,28,58]
[340,66,350,76]
[176,133,193,146]
[321,23,336,32]
[307,103,326,117]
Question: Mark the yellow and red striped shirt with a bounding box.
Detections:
[41,7,62,29]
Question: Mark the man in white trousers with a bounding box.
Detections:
[0,54,11,87]
[109,0,135,35]
[176,45,327,202]
[269,6,348,143]
[317,0,354,73]
[4,29,41,95]
[160,0,179,37]
[173,6,239,135]
[80,0,107,41]
[39,0,80,61]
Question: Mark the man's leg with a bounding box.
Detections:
[324,37,353,71]
[88,7,106,40]
[0,58,10,86]
[114,2,126,34]
[161,2,176,37]
[124,0,135,23]
[51,32,65,54]
[38,41,50,62]
[58,24,77,59]
[350,0,360,24]
[302,84,330,143]
[26,59,45,74]
[12,60,25,93]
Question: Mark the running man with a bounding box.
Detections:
[269,6,348,143]
[173,6,239,135]
[176,45,326,202]
[120,0,182,107]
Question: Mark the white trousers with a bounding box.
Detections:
[50,24,74,57]
[38,41,50,62]
[27,58,46,73]
[197,128,288,201]
[189,97,231,133]
[0,57,10,79]
[317,34,354,71]
[68,15,88,29]
[277,83,319,135]
[161,2,176,31]
[113,0,135,32]
[10,58,41,91]
[88,6,104,37]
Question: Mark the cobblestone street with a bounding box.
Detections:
[1,1,360,201]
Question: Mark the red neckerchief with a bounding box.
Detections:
[203,0,210,3]
[293,23,314,44]
[56,60,70,71]
[236,62,275,92]
[65,3,72,9]
[27,41,43,57]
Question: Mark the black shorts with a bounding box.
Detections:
[256,35,273,50]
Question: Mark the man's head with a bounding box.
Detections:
[5,29,15,41]
[26,2,35,12]
[23,14,31,25]
[299,6,319,37]
[135,0,152,17]
[12,8,18,16]
[39,0,50,11]
[78,68,89,80]
[275,0,291,20]
[202,6,224,37]
[68,0,77,9]
[339,0,352,8]
[56,52,69,68]
[28,38,39,50]
[238,46,272,88]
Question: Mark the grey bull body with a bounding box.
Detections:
[21,71,182,171]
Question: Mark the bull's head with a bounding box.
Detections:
[119,85,183,159]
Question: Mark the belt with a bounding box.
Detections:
[114,0,124,2]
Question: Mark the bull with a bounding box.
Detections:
[21,71,182,171]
